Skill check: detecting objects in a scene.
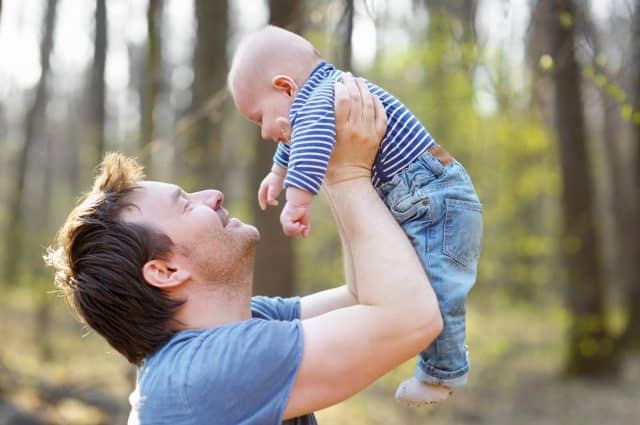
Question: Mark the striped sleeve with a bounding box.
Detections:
[284,84,336,195]
[273,143,291,169]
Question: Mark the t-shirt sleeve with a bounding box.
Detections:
[284,82,336,195]
[251,296,301,321]
[185,319,304,424]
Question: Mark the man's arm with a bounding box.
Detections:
[299,285,356,320]
[283,76,442,419]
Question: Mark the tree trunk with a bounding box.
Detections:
[2,0,58,284]
[527,0,554,113]
[425,0,476,43]
[140,0,163,172]
[579,2,636,340]
[337,0,354,70]
[91,0,107,164]
[34,128,55,361]
[248,0,305,297]
[187,0,228,187]
[549,0,617,377]
[618,0,640,351]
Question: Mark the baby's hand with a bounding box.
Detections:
[258,165,286,210]
[280,187,313,238]
[280,201,312,238]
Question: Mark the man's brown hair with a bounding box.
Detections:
[44,153,184,365]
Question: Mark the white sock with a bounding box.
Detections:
[395,377,452,406]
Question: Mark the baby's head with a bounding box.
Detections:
[228,25,322,143]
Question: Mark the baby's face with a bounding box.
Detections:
[233,79,295,144]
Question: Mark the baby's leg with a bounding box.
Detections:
[378,147,482,405]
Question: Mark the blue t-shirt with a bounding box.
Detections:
[127,296,317,425]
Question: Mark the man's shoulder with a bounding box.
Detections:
[141,321,286,380]
[131,320,305,423]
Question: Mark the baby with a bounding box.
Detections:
[228,25,483,405]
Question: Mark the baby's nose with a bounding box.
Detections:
[261,126,269,141]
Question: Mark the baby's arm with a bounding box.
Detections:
[258,163,287,210]
[281,187,313,238]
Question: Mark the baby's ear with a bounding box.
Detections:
[272,75,298,97]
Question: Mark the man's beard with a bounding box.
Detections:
[177,230,257,292]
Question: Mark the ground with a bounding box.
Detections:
[1,289,638,424]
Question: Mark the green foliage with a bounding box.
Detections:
[539,54,554,72]
[559,11,573,29]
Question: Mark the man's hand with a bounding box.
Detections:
[325,74,387,185]
[258,164,287,210]
[280,187,313,238]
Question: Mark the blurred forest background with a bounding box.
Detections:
[0,0,639,423]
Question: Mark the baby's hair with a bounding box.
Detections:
[228,25,322,96]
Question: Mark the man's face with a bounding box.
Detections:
[121,181,259,281]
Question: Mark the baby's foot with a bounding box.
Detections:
[395,377,452,406]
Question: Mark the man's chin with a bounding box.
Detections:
[239,223,260,243]
[248,226,260,243]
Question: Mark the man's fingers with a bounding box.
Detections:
[374,97,387,139]
[342,73,361,122]
[356,77,373,124]
[334,81,350,128]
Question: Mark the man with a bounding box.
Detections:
[45,76,442,424]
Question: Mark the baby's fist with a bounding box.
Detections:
[280,201,311,238]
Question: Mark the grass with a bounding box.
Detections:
[1,288,638,424]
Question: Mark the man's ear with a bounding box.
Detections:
[272,75,298,97]
[142,258,191,289]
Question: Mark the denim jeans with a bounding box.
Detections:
[376,147,483,387]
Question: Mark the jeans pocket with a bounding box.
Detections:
[443,198,483,267]
[387,191,431,226]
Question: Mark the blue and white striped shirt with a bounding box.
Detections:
[274,62,435,194]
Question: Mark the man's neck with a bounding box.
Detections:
[172,273,254,330]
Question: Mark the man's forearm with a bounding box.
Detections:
[321,187,356,299]
[324,177,439,317]
[300,285,357,319]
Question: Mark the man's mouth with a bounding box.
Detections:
[220,209,230,227]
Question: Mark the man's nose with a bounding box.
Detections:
[194,190,224,209]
